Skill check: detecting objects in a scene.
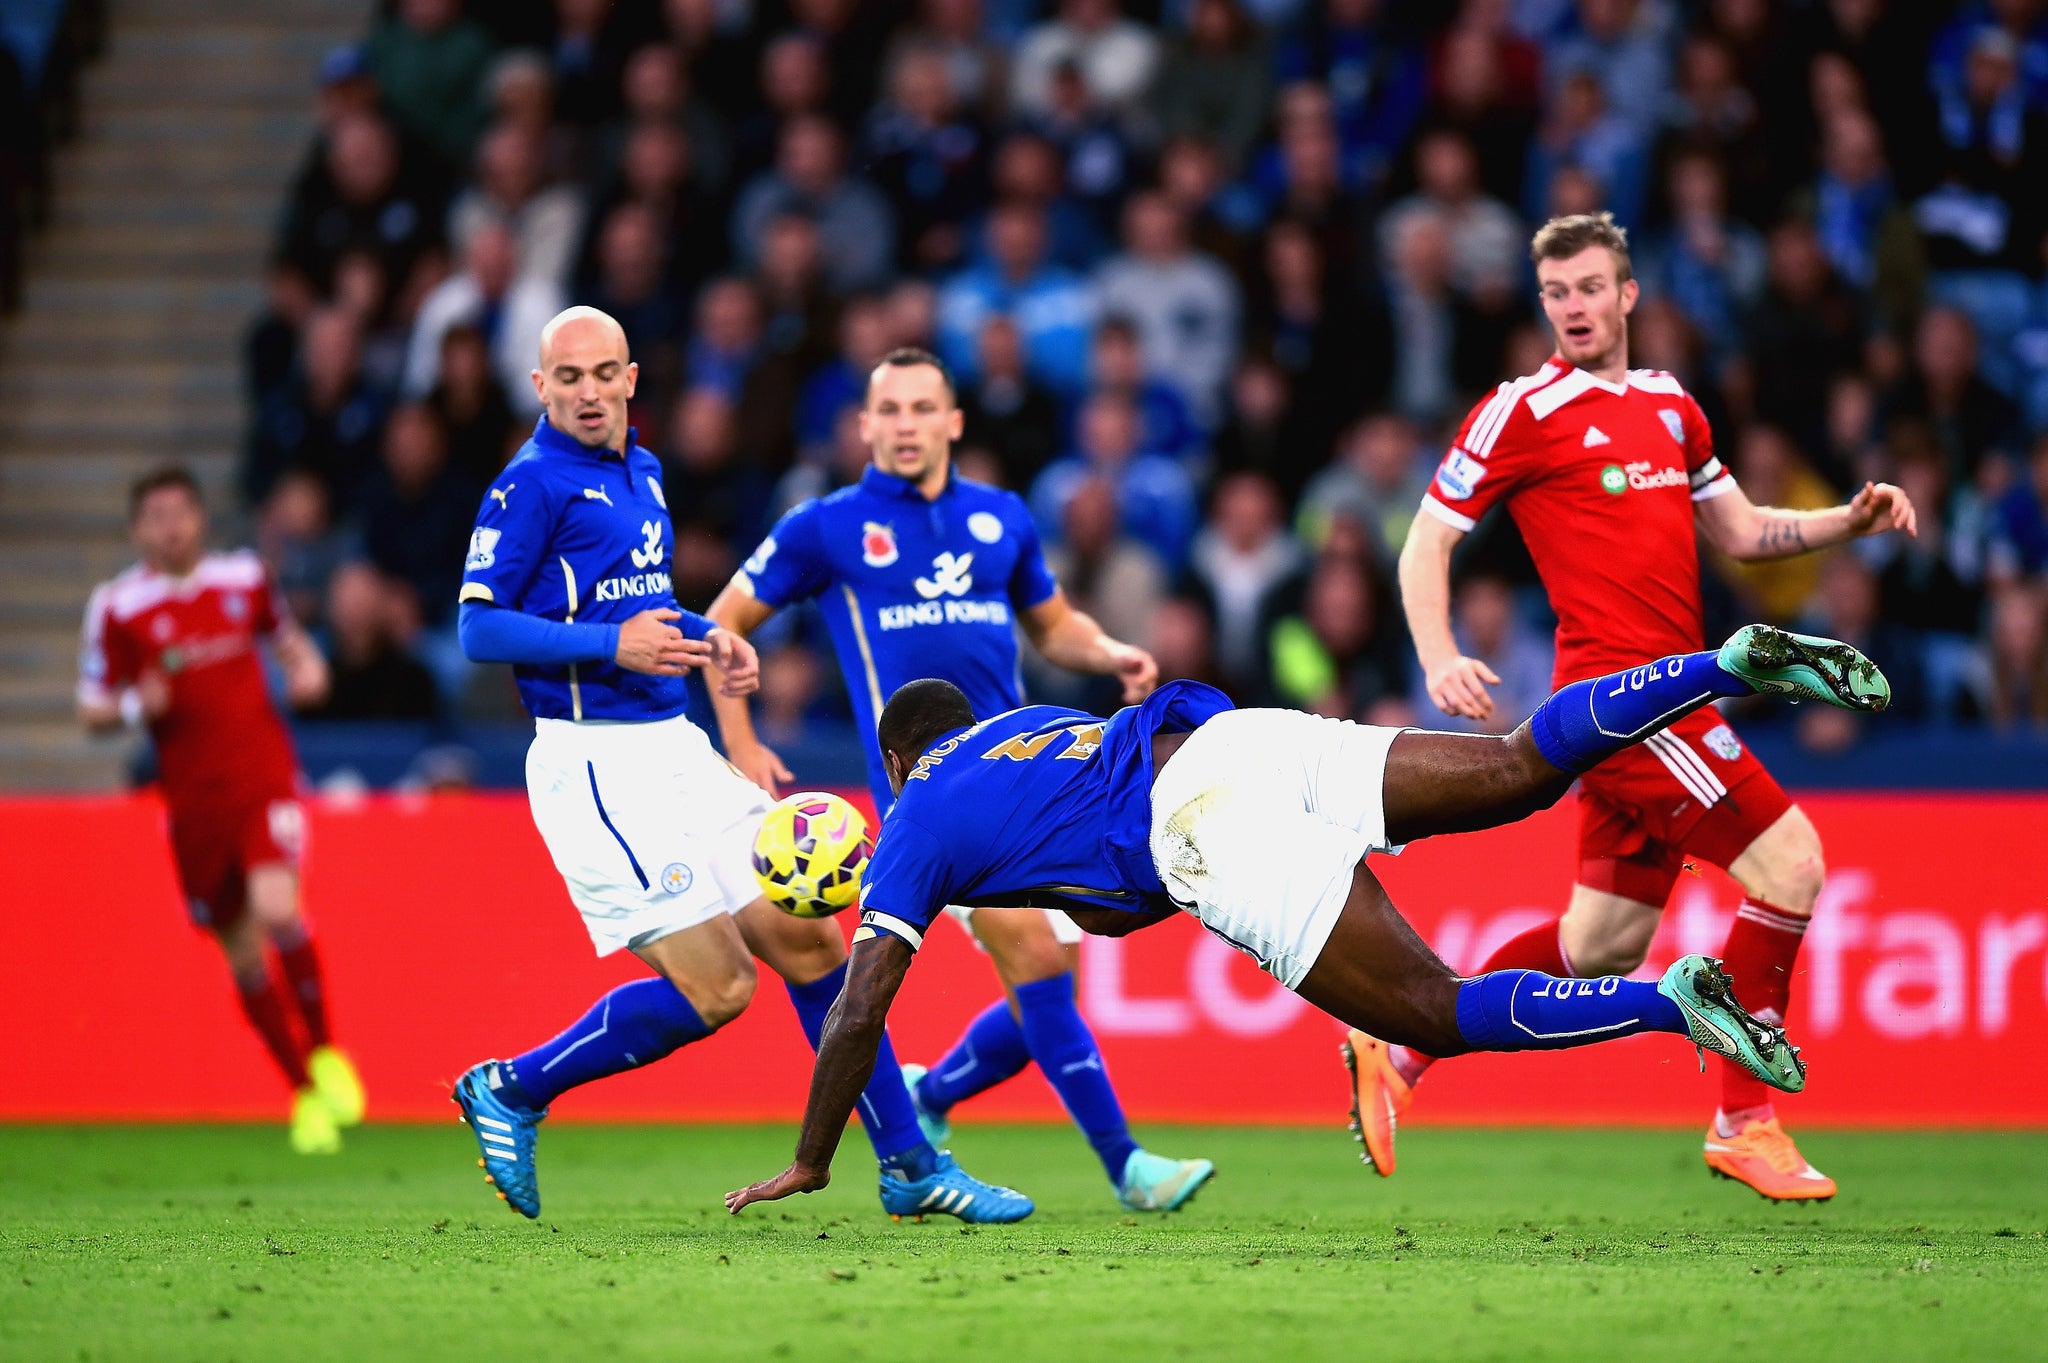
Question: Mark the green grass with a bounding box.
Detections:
[5,1125,2046,1362]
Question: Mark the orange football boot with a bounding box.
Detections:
[1704,1117,1837,1202]
[1340,1030,1412,1177]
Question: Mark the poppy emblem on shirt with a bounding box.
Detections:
[861,521,899,568]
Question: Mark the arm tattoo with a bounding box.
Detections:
[1757,516,1807,556]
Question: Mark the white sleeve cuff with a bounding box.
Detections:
[856,911,924,952]
[1419,495,1477,532]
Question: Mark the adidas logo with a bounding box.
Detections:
[1583,426,1611,447]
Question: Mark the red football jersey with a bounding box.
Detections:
[78,549,300,808]
[1421,358,1736,685]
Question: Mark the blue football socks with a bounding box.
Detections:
[1529,650,1750,774]
[502,977,710,1110]
[1454,970,1687,1051]
[786,962,932,1166]
[1014,973,1140,1184]
[917,1000,1034,1115]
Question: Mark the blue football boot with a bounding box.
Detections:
[452,1061,545,1218]
[898,1063,952,1147]
[1117,1149,1216,1212]
[878,1150,1034,1224]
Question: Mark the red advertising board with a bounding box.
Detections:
[2,793,2044,1126]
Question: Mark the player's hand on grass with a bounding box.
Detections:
[1845,481,1917,539]
[616,608,700,675]
[730,738,793,796]
[703,627,760,697]
[725,1161,830,1213]
[1109,642,1159,703]
[1425,655,1499,721]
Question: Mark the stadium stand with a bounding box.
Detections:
[6,0,2048,792]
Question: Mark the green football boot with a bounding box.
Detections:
[1718,624,1890,712]
[1657,954,1806,1093]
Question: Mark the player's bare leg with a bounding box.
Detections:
[212,900,333,1154]
[245,863,364,1128]
[1559,886,1664,977]
[1707,806,1836,1201]
[1294,855,1800,1176]
[1328,625,1887,1175]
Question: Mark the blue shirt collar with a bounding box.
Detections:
[532,414,639,462]
[860,463,952,503]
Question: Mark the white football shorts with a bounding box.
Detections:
[1148,708,1404,989]
[526,712,771,956]
[942,903,1085,948]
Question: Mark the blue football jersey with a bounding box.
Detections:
[460,417,693,722]
[735,466,1061,802]
[853,680,1233,955]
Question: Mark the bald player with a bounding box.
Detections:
[448,308,1034,1224]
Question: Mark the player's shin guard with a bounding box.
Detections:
[1529,652,1749,775]
[503,977,709,1110]
[1014,973,1140,1184]
[1453,969,1687,1052]
[271,922,331,1047]
[1718,900,1808,1117]
[234,967,311,1089]
[918,1000,1034,1115]
[785,962,929,1164]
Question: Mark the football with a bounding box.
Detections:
[751,790,872,918]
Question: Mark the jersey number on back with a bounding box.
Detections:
[984,722,1104,763]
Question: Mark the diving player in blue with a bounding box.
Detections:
[724,621,1895,1212]
[706,347,1212,1212]
[448,306,1030,1224]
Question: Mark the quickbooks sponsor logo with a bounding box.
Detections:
[1600,461,1687,495]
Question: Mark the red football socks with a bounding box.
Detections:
[273,925,332,1048]
[1717,898,1809,1116]
[1390,918,1575,1085]
[235,969,311,1089]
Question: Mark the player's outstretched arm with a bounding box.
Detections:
[1696,479,1917,562]
[272,620,330,709]
[1021,591,1159,702]
[724,931,914,1213]
[705,584,791,793]
[1399,513,1498,721]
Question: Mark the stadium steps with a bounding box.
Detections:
[0,0,365,791]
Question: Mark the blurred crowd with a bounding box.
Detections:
[244,0,2048,748]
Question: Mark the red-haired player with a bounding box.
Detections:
[78,467,364,1152]
[1360,213,1916,1201]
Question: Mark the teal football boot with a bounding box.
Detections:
[1718,624,1889,712]
[1657,955,1806,1093]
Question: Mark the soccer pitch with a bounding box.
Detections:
[5,1125,2044,1362]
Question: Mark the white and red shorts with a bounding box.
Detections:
[169,791,304,931]
[1575,708,1793,906]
